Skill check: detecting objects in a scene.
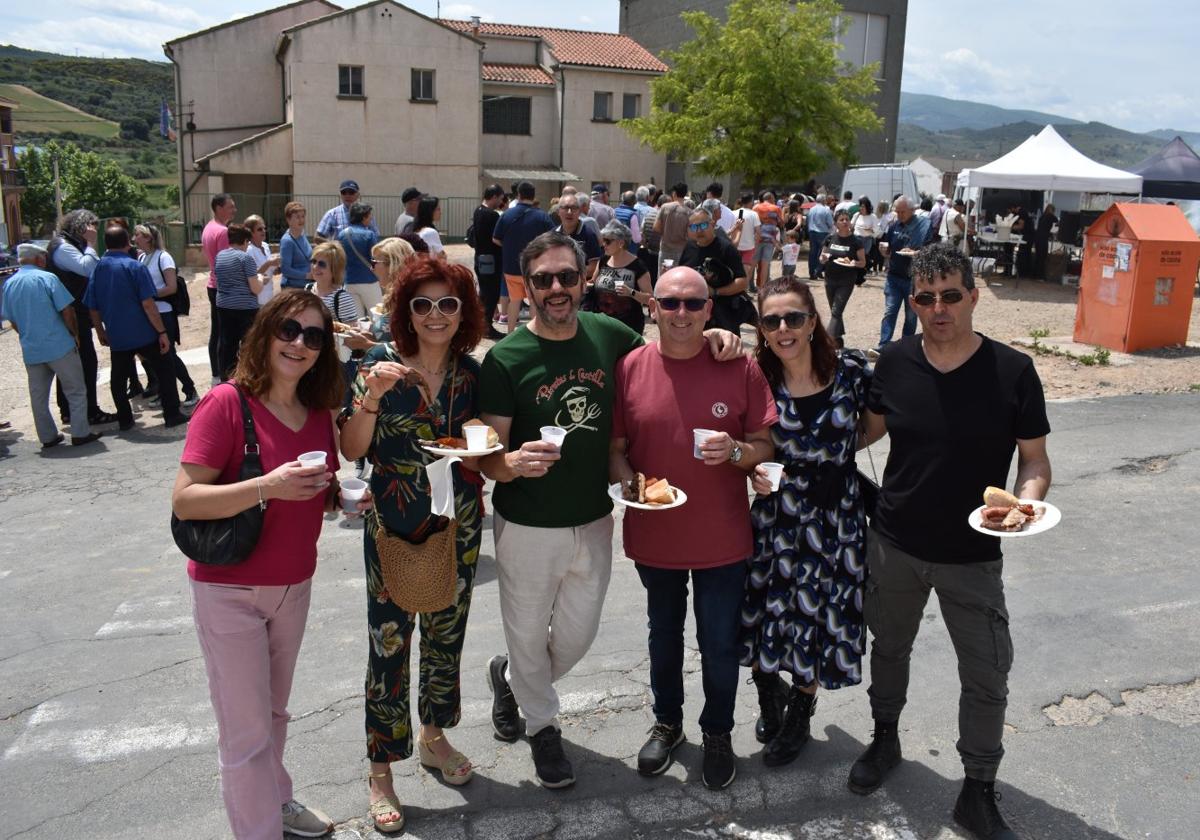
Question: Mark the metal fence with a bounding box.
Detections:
[182,193,478,245]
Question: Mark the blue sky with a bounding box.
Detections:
[5,0,1196,133]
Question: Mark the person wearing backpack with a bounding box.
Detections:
[336,202,382,315]
[472,184,505,340]
[135,224,199,407]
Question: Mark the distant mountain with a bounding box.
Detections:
[900,92,1082,132]
[1144,129,1200,149]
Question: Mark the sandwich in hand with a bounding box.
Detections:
[979,486,1044,532]
[622,473,676,506]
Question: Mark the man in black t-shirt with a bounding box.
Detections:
[852,242,1051,839]
[678,208,749,334]
[473,184,505,339]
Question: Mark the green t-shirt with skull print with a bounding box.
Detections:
[481,311,643,528]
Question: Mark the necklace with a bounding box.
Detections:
[402,356,449,376]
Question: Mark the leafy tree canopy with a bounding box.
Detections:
[623,0,883,187]
[18,140,149,235]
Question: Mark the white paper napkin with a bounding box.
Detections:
[425,456,460,519]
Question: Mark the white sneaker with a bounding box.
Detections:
[281,800,333,837]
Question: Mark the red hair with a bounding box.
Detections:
[387,255,485,357]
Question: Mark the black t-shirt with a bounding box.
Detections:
[582,255,648,334]
[679,236,748,333]
[867,335,1050,564]
[823,233,863,283]
[472,205,500,259]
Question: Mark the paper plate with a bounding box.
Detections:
[968,500,1061,538]
[420,442,504,458]
[608,482,688,511]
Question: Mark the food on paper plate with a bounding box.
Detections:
[463,419,500,448]
[622,473,676,506]
[897,248,918,257]
[332,321,357,335]
[979,486,1045,532]
[833,257,856,266]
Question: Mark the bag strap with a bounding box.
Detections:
[345,231,374,273]
[227,382,261,457]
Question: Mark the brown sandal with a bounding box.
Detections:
[418,732,474,785]
[367,770,405,834]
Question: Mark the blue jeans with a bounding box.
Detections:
[879,273,917,347]
[807,232,828,279]
[636,560,747,734]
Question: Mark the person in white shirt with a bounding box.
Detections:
[780,229,801,278]
[852,197,880,277]
[133,223,198,406]
[414,195,448,260]
[835,190,856,216]
[730,193,761,270]
[244,215,281,305]
[705,182,737,233]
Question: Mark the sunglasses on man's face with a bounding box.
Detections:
[410,295,462,317]
[277,318,326,351]
[559,205,579,213]
[760,310,813,331]
[688,221,711,232]
[655,296,708,312]
[911,289,966,307]
[528,270,581,290]
[310,258,328,270]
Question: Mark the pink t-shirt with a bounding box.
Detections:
[181,383,339,586]
[201,219,229,289]
[613,344,777,569]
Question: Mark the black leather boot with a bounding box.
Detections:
[751,670,788,744]
[847,720,901,795]
[763,686,816,766]
[954,777,1018,839]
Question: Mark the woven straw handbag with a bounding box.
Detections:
[373,514,458,614]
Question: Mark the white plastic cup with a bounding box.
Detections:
[540,425,567,448]
[356,318,373,335]
[693,428,716,459]
[662,259,675,270]
[297,451,327,470]
[340,477,368,513]
[464,425,490,451]
[761,462,784,492]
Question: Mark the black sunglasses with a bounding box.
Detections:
[309,258,328,269]
[277,318,327,350]
[760,310,813,331]
[912,289,966,307]
[410,295,462,316]
[656,297,708,312]
[528,270,581,290]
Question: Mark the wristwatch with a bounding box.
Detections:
[729,442,744,464]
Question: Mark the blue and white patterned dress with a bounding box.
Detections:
[739,350,872,689]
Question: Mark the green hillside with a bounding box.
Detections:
[0,83,118,138]
[900,92,1082,132]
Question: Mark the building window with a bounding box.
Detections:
[593,91,613,121]
[338,65,364,97]
[622,94,641,120]
[837,13,888,79]
[619,181,637,195]
[411,69,436,102]
[483,95,532,135]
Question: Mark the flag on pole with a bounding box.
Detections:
[160,100,177,142]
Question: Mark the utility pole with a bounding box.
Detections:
[52,156,63,221]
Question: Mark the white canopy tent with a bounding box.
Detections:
[957,125,1143,194]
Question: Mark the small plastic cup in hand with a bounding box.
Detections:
[761,462,784,492]
[540,426,567,448]
[297,451,327,470]
[464,425,490,451]
[340,477,368,514]
[693,428,716,459]
[356,318,373,335]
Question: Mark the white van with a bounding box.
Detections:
[839,164,921,207]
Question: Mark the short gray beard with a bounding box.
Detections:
[533,294,579,329]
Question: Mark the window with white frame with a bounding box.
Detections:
[593,91,613,121]
[338,65,364,97]
[622,93,641,120]
[411,69,436,102]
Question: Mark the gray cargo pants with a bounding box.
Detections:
[864,528,1012,781]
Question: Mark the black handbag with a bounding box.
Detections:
[171,384,266,565]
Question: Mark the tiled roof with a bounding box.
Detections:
[442,20,668,73]
[482,63,555,86]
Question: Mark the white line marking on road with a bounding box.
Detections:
[1119,599,1200,617]
[94,617,193,637]
[0,570,11,579]
[95,596,189,637]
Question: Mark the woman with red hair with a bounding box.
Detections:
[339,255,486,834]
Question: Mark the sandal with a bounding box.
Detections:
[367,770,405,834]
[418,732,474,786]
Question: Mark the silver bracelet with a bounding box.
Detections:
[256,477,268,511]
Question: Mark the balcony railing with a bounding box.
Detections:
[1,169,26,189]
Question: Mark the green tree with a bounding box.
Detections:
[622,0,883,187]
[18,140,148,234]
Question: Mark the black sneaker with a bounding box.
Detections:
[40,434,65,449]
[954,777,1018,840]
[529,726,575,789]
[486,654,522,742]
[163,413,190,429]
[637,721,685,776]
[701,731,737,790]
[71,432,103,447]
[847,720,901,795]
[89,411,119,425]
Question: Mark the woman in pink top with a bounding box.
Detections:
[172,291,368,840]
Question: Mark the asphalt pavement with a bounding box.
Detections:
[1,393,1197,840]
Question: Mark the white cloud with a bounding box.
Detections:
[4,16,188,61]
[442,3,492,20]
[76,0,211,28]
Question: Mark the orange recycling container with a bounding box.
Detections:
[1074,203,1200,352]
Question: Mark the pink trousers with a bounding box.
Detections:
[191,579,312,840]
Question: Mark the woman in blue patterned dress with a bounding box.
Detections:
[740,276,872,767]
[339,256,486,834]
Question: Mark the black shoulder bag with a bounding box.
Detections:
[171,384,267,565]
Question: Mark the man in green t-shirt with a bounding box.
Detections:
[480,231,741,790]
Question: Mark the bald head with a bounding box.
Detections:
[656,266,709,299]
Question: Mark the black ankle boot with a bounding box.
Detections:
[847,720,901,795]
[954,777,1017,839]
[751,671,788,744]
[763,686,816,766]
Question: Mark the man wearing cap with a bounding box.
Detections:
[317,180,379,241]
[1,243,101,447]
[394,187,422,236]
[587,184,615,229]
[929,195,948,243]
